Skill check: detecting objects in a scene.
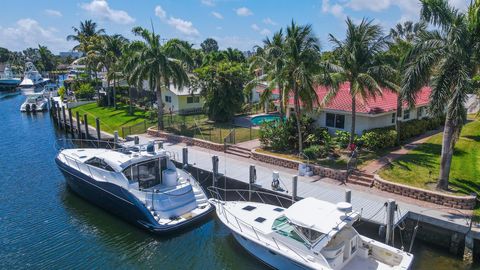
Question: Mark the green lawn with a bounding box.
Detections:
[72,102,154,135]
[379,117,480,197]
[71,102,259,143]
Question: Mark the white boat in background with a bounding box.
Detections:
[19,62,49,89]
[0,64,21,86]
[209,188,413,270]
[20,93,48,112]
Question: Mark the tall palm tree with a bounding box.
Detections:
[283,21,322,152]
[246,30,288,119]
[127,27,192,130]
[327,18,395,145]
[390,21,426,43]
[91,34,128,108]
[67,20,105,52]
[402,0,480,190]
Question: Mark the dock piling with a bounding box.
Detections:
[76,111,81,138]
[249,165,256,201]
[114,131,118,148]
[212,155,219,187]
[182,147,188,167]
[385,199,396,245]
[56,107,62,126]
[292,175,298,203]
[62,106,67,131]
[68,108,73,134]
[83,114,89,139]
[345,189,352,203]
[95,118,101,144]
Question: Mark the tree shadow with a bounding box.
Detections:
[462,135,480,142]
[449,178,480,196]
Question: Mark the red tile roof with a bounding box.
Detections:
[268,82,431,114]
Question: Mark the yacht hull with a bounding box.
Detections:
[55,158,213,234]
[232,232,309,270]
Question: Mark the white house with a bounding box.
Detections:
[268,82,432,135]
[160,84,204,115]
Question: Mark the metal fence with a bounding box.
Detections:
[121,120,148,138]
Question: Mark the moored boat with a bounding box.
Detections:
[19,62,50,89]
[20,93,48,112]
[0,64,21,87]
[209,188,413,270]
[55,142,213,233]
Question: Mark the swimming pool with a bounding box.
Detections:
[250,114,282,125]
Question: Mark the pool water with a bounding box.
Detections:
[250,114,282,125]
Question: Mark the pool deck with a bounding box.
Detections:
[132,133,480,242]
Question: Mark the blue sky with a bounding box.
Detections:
[0,0,469,53]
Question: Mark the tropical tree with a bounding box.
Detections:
[67,20,105,53]
[127,27,192,130]
[327,18,394,146]
[283,21,322,152]
[246,30,288,119]
[38,45,56,72]
[200,38,219,53]
[402,0,480,190]
[195,61,249,122]
[390,21,426,42]
[91,34,128,108]
[222,48,246,63]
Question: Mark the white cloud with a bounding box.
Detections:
[167,17,200,36]
[236,7,253,16]
[211,11,223,19]
[251,24,271,36]
[154,6,200,36]
[347,0,391,12]
[154,5,166,19]
[45,9,62,17]
[322,0,346,19]
[213,35,259,51]
[0,18,71,53]
[263,18,277,26]
[80,0,135,25]
[201,0,215,6]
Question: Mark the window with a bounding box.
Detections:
[85,157,114,172]
[391,113,396,124]
[403,109,410,120]
[187,96,200,103]
[123,158,165,189]
[326,113,345,129]
[417,107,425,118]
[165,96,172,103]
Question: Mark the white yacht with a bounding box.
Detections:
[19,62,49,88]
[55,142,213,233]
[20,93,48,112]
[0,64,21,86]
[210,190,413,270]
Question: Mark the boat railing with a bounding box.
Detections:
[208,187,310,264]
[59,152,118,185]
[208,187,294,209]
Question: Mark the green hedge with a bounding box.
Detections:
[360,117,444,150]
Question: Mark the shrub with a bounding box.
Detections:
[334,130,353,148]
[75,83,95,100]
[58,86,66,99]
[146,109,157,120]
[303,145,329,159]
[360,129,397,150]
[259,121,290,151]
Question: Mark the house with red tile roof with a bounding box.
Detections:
[257,82,432,135]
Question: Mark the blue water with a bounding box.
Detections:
[0,92,476,269]
[250,115,282,125]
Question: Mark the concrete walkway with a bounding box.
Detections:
[362,129,442,174]
[133,133,479,237]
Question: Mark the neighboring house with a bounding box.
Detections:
[465,94,480,114]
[160,84,204,115]
[267,82,431,135]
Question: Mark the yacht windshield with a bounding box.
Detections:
[272,216,305,244]
[123,158,166,189]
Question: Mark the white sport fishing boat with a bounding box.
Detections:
[209,188,413,270]
[19,62,49,89]
[0,64,21,86]
[20,93,48,112]
[55,142,213,233]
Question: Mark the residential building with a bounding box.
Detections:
[265,82,431,135]
[160,84,204,115]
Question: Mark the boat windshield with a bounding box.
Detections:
[26,96,39,103]
[123,157,167,189]
[272,216,305,244]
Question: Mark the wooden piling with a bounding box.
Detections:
[68,108,74,134]
[95,118,101,143]
[84,114,89,139]
[76,111,81,138]
[62,106,67,131]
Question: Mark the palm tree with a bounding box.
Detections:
[402,0,480,190]
[127,27,192,130]
[327,18,395,145]
[283,21,322,152]
[246,30,288,118]
[390,21,426,43]
[67,20,105,52]
[91,34,128,108]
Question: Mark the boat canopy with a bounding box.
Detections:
[284,198,359,235]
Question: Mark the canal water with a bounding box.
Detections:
[0,91,476,270]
